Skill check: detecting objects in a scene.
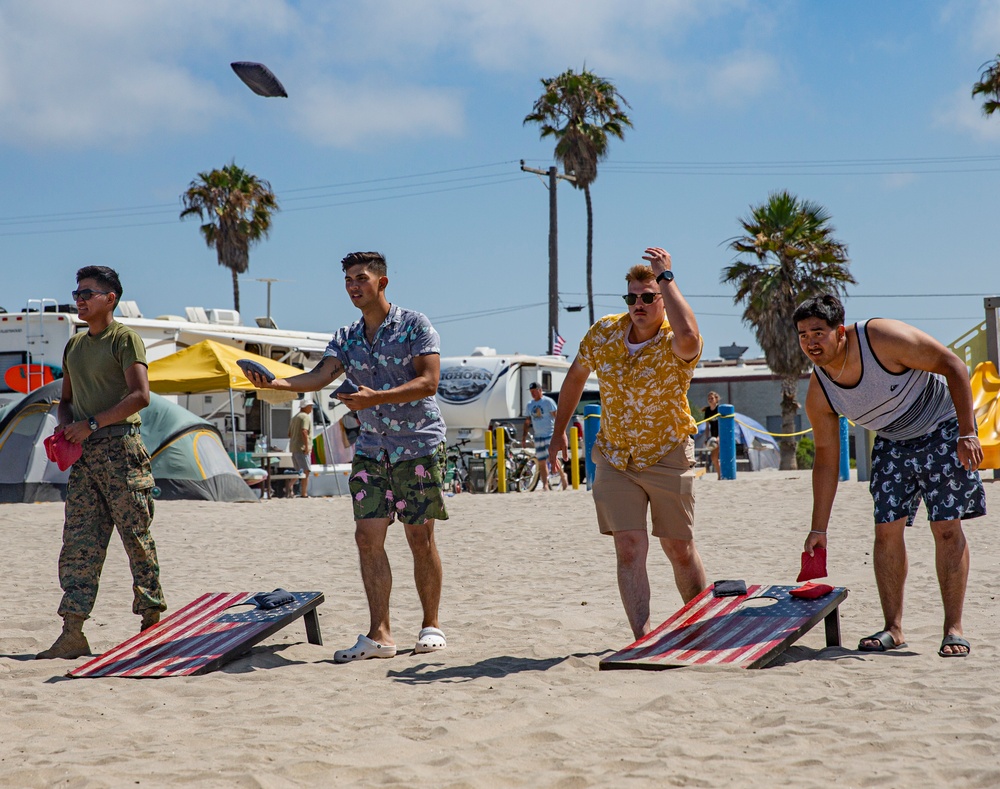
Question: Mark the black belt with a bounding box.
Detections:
[88,424,140,440]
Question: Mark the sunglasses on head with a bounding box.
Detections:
[72,289,111,301]
[623,293,660,306]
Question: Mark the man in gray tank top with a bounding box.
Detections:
[793,294,985,658]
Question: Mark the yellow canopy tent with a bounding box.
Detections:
[148,340,309,455]
[148,340,305,397]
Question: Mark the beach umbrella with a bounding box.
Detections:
[230,62,288,98]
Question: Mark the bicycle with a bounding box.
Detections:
[443,439,474,493]
[486,445,538,493]
[484,427,539,493]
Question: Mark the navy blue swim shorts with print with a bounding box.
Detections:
[870,417,986,527]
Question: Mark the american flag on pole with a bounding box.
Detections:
[552,329,566,355]
[600,584,847,670]
[69,591,324,678]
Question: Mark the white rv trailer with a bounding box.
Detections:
[0,299,350,450]
[436,346,599,449]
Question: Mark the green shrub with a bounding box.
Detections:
[796,437,815,469]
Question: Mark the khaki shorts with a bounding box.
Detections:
[592,440,696,540]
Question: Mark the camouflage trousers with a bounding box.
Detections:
[58,433,166,619]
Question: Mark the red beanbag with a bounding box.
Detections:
[44,432,82,471]
[789,582,834,599]
[797,546,828,582]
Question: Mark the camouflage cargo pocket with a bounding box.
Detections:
[123,434,155,491]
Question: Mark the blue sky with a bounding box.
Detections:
[1,0,998,360]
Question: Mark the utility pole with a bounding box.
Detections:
[254,277,288,328]
[521,160,574,354]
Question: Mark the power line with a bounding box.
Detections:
[429,301,546,325]
[0,174,527,237]
[576,291,988,299]
[282,160,518,193]
[0,161,522,229]
[5,151,998,235]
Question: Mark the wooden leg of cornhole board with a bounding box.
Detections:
[824,606,842,647]
[303,606,323,646]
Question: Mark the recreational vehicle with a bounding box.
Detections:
[0,299,350,452]
[436,347,599,449]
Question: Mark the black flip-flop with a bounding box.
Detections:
[858,630,907,652]
[938,634,970,658]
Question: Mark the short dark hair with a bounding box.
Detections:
[76,265,123,299]
[341,251,387,277]
[793,294,845,328]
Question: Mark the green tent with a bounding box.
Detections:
[0,382,256,503]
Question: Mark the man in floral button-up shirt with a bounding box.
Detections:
[242,251,450,663]
[551,248,708,639]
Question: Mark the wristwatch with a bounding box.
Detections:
[88,416,99,432]
[656,269,674,285]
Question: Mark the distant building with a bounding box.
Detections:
[689,347,811,440]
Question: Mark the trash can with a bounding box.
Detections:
[467,456,488,493]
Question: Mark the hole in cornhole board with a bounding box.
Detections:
[739,596,778,610]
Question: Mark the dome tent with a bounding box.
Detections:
[0,381,255,503]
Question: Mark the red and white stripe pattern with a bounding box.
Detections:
[70,592,316,678]
[600,584,846,670]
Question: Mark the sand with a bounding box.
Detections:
[1,472,998,788]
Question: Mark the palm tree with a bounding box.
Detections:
[722,191,855,469]
[524,68,632,323]
[180,163,279,313]
[972,54,1000,116]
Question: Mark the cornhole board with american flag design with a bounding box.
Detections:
[69,591,324,679]
[599,584,848,671]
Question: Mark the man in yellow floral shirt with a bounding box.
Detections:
[551,247,707,639]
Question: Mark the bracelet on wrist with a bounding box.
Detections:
[957,435,979,441]
[809,530,827,535]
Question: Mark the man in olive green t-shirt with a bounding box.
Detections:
[36,266,166,660]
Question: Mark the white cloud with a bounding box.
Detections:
[289,79,465,148]
[702,51,782,105]
[935,86,1000,141]
[325,0,752,79]
[967,0,1000,52]
[0,0,292,149]
[881,173,918,190]
[0,0,773,151]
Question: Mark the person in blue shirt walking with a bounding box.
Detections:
[243,251,449,663]
[522,382,569,490]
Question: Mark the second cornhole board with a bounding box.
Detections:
[600,584,848,671]
[69,591,324,678]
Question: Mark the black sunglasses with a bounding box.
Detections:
[623,293,660,306]
[72,289,111,301]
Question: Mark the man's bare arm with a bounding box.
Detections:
[244,356,345,393]
[805,375,841,555]
[642,247,701,362]
[869,319,983,470]
[550,360,591,456]
[339,353,440,411]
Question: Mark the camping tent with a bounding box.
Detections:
[697,411,780,471]
[147,339,306,451]
[0,381,256,503]
[147,340,305,397]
